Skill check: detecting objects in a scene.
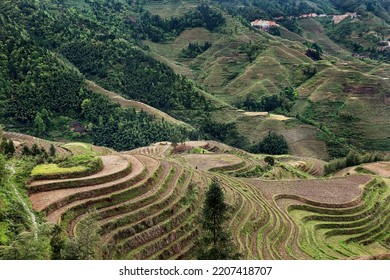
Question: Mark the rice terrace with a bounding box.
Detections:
[0,0,390,263]
[2,133,388,260]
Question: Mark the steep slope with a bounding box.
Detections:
[85,80,194,130]
[25,139,390,260]
[1,0,389,160]
[142,1,390,157]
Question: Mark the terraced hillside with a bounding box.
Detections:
[142,1,390,156]
[27,140,390,259]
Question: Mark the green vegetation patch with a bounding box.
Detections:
[0,222,9,244]
[62,142,94,155]
[31,164,87,177]
[191,147,210,154]
[31,154,103,180]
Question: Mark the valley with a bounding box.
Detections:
[0,0,389,261]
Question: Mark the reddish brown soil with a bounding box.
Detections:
[43,155,152,223]
[29,156,138,211]
[183,154,243,171]
[362,162,390,177]
[246,175,370,204]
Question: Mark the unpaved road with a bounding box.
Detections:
[7,164,38,239]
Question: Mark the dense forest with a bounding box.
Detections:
[0,0,202,151]
[133,3,225,42]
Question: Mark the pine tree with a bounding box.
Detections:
[252,131,288,155]
[6,140,15,157]
[0,138,7,155]
[49,144,56,157]
[21,145,32,156]
[34,113,46,135]
[31,144,40,156]
[50,225,66,260]
[196,178,241,260]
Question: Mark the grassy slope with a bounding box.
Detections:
[295,18,390,153]
[143,2,390,156]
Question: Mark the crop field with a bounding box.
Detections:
[26,140,390,259]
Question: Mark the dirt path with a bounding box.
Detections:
[7,164,38,239]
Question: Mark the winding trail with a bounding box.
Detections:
[6,164,38,239]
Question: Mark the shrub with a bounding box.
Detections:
[264,156,275,166]
[324,151,387,175]
[251,132,288,155]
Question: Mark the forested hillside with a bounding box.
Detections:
[1,0,389,157]
[0,0,205,151]
[0,0,390,262]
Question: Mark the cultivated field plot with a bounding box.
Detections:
[360,162,390,177]
[28,141,390,260]
[182,154,243,171]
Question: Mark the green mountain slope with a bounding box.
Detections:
[0,0,389,160]
[141,0,390,157]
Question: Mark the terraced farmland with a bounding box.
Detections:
[27,141,390,259]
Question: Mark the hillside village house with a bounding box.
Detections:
[298,13,318,19]
[251,19,279,31]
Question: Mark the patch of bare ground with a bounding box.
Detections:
[269,114,293,121]
[182,141,209,148]
[280,125,329,160]
[29,156,139,212]
[242,112,269,117]
[334,166,358,177]
[44,155,157,223]
[246,175,370,204]
[183,153,243,171]
[362,162,390,177]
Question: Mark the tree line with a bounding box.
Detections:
[133,4,225,42]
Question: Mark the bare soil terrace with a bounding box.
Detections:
[246,175,370,204]
[182,153,243,171]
